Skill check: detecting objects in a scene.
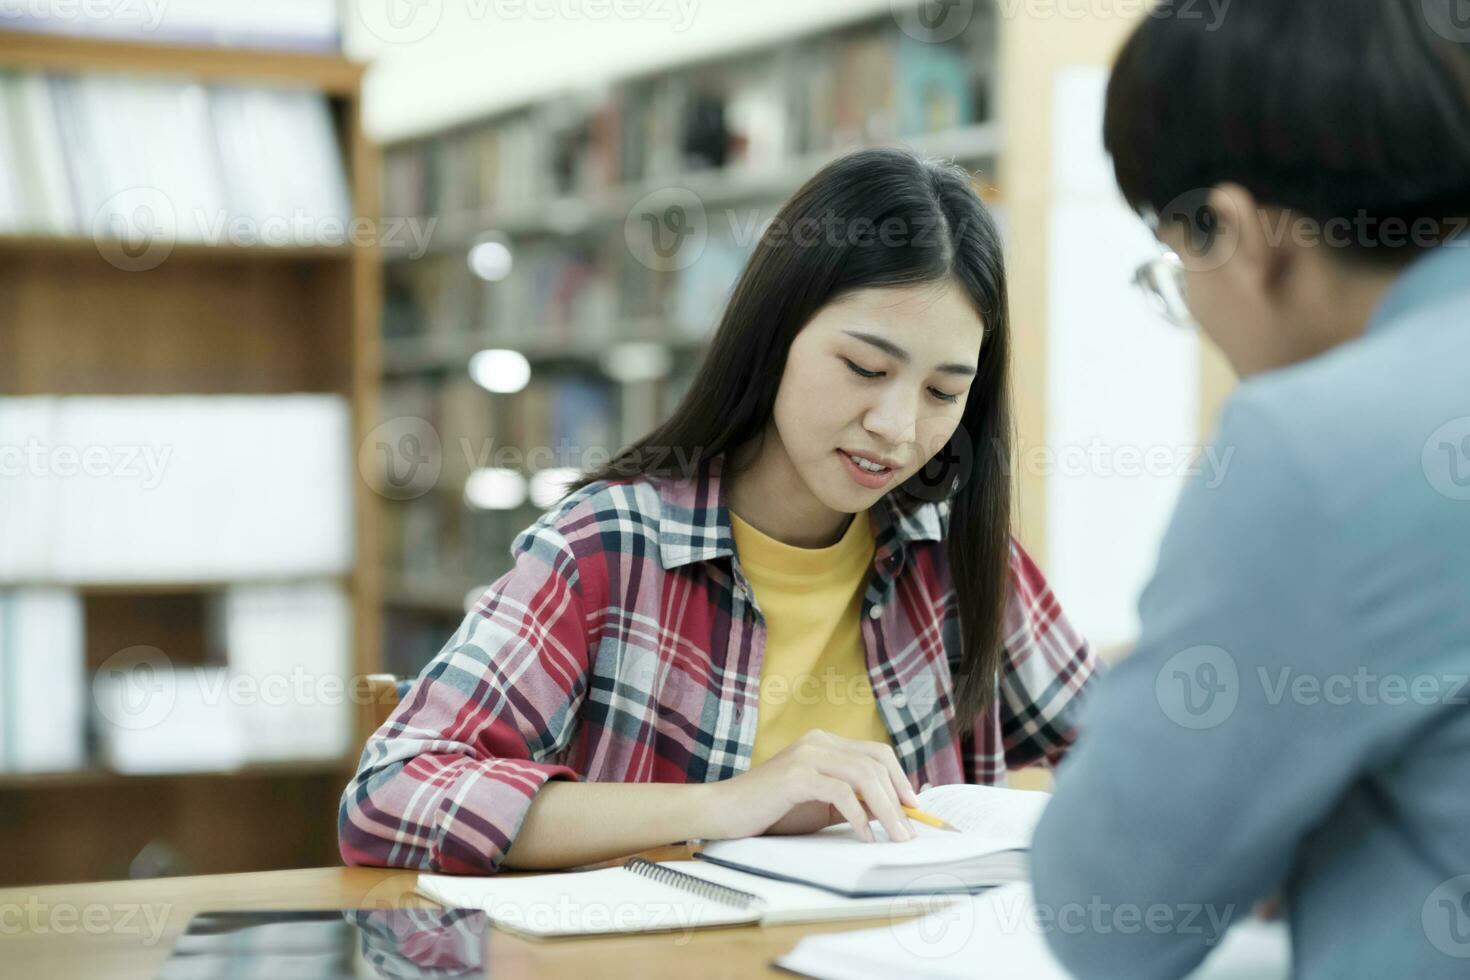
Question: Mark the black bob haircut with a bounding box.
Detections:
[1104,0,1470,264]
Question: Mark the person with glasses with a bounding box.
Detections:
[1030,2,1470,978]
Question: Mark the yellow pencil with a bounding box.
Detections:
[855,792,960,833]
[901,805,959,833]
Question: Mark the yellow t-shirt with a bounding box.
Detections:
[730,508,892,767]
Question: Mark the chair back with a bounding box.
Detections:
[364,673,408,733]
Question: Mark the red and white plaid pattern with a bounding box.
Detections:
[339,454,1098,873]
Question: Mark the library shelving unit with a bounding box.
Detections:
[375,6,1003,679]
[0,31,381,886]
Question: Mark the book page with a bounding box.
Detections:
[914,784,1051,845]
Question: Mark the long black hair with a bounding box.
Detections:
[567,147,1013,731]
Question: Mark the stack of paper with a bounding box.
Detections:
[0,395,354,583]
[0,589,85,773]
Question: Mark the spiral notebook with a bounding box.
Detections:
[415,857,955,939]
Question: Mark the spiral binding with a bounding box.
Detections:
[625,857,764,911]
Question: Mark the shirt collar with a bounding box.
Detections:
[1366,236,1470,336]
[652,453,946,572]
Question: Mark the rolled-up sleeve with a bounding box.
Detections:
[339,520,590,874]
[989,539,1100,774]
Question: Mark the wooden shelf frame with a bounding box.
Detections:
[0,760,354,791]
[0,234,358,262]
[0,30,382,888]
[0,29,362,93]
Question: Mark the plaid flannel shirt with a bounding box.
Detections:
[340,455,1098,873]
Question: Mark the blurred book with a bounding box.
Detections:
[383,609,464,680]
[52,73,229,242]
[438,376,495,491]
[834,30,897,147]
[0,395,353,583]
[894,33,975,137]
[93,664,248,774]
[509,378,615,463]
[209,85,353,241]
[0,589,85,773]
[389,254,482,341]
[673,237,747,338]
[496,242,615,346]
[218,582,352,764]
[725,53,793,171]
[0,0,340,52]
[0,73,75,234]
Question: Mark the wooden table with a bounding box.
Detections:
[0,847,887,978]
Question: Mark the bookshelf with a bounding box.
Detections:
[374,7,1003,676]
[0,30,381,886]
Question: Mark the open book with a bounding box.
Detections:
[415,784,1045,938]
[697,783,1050,896]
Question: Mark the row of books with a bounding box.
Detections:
[376,375,620,514]
[383,496,508,600]
[0,583,351,774]
[382,19,989,221]
[0,396,354,583]
[380,373,680,487]
[0,71,350,241]
[384,233,749,349]
[378,368,695,600]
[0,0,340,51]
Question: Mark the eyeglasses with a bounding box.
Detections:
[1132,249,1197,329]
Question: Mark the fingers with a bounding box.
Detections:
[782,731,919,842]
[807,775,874,842]
[804,748,912,842]
[854,767,913,842]
[819,731,921,808]
[856,740,922,808]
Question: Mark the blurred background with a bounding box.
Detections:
[0,0,1234,886]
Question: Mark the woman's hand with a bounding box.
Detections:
[705,730,922,842]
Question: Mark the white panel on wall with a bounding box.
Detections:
[1044,66,1201,651]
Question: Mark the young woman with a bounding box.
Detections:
[340,148,1098,874]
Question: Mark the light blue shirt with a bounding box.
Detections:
[1032,239,1470,979]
